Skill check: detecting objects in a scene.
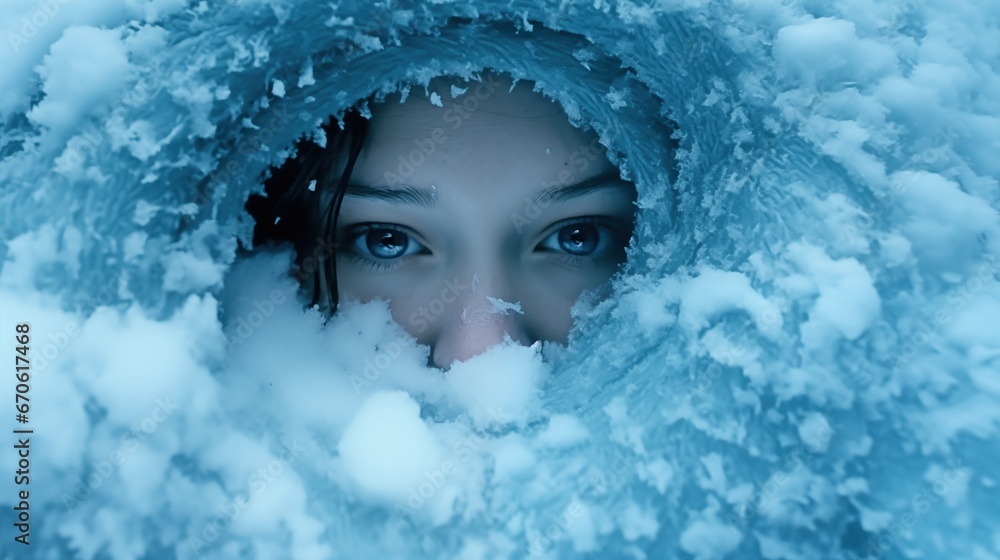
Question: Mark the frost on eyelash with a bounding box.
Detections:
[486,296,524,316]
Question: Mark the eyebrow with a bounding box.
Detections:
[533,171,633,206]
[343,183,437,208]
[343,171,632,208]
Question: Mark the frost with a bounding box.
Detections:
[535,414,589,449]
[297,60,316,87]
[604,87,629,110]
[271,79,286,97]
[26,26,130,141]
[161,251,226,293]
[132,200,159,226]
[680,513,743,559]
[486,295,523,315]
[1,0,998,558]
[786,242,881,348]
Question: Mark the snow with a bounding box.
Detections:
[786,242,881,348]
[1,0,999,558]
[534,414,590,449]
[445,341,547,430]
[271,79,285,98]
[27,25,130,146]
[773,18,897,83]
[337,390,445,502]
[679,514,742,559]
[486,295,524,316]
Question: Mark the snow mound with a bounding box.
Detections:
[1,0,999,558]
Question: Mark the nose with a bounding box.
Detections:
[430,273,532,370]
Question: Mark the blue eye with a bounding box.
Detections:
[349,224,427,263]
[536,217,627,260]
[556,224,600,255]
[366,229,409,258]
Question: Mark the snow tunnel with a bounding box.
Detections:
[0,0,998,559]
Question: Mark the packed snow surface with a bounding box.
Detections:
[1,0,999,558]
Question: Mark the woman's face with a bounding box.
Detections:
[337,76,636,369]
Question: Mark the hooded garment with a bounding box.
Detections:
[0,1,999,559]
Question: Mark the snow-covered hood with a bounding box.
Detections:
[1,0,998,558]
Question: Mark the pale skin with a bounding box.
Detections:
[336,73,636,369]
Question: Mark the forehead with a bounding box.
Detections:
[352,79,613,193]
[370,83,578,142]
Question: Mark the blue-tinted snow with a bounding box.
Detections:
[1,0,999,559]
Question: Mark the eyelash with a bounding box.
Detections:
[343,223,428,272]
[346,253,409,272]
[534,215,629,265]
[342,216,630,271]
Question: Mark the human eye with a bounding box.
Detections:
[534,216,630,264]
[344,223,429,271]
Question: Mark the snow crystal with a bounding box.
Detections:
[271,79,286,97]
[1,0,998,558]
[486,295,524,315]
